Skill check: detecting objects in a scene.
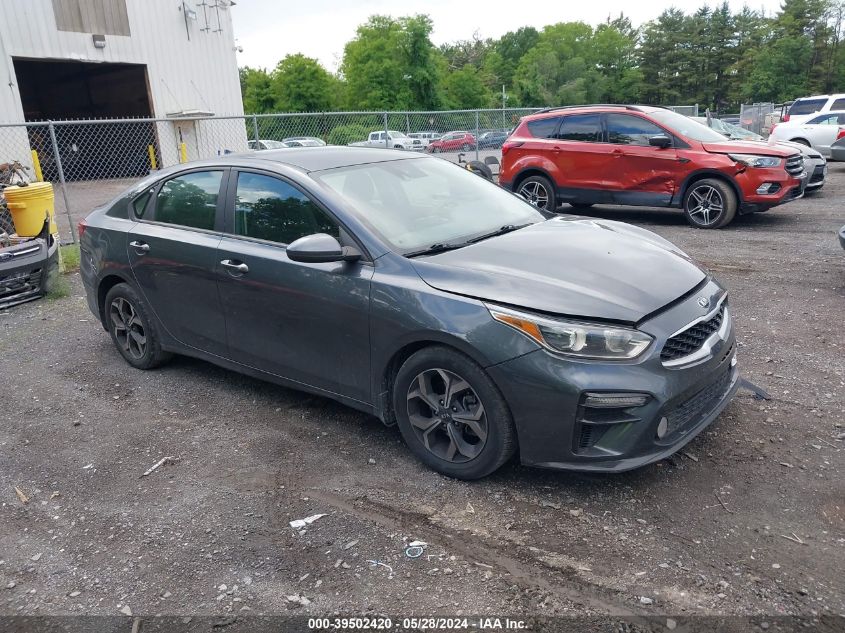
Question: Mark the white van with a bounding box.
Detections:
[785,94,845,124]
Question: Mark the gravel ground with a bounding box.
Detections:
[0,164,843,625]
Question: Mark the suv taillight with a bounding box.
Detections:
[501,141,523,157]
[837,128,845,141]
[77,218,87,241]
[783,113,790,122]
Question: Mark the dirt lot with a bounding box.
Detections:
[1,164,843,627]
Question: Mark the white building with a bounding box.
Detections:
[0,0,246,176]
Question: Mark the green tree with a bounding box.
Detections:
[270,54,336,113]
[442,64,492,108]
[240,66,275,114]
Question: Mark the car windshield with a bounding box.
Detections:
[389,131,408,138]
[261,140,287,149]
[650,110,728,142]
[717,119,761,140]
[313,157,544,254]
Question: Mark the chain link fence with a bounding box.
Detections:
[739,103,775,136]
[0,105,699,242]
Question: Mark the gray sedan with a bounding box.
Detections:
[78,148,739,479]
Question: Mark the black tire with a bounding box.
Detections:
[682,178,737,229]
[516,174,557,211]
[569,202,594,209]
[466,160,493,181]
[393,346,517,480]
[104,283,171,370]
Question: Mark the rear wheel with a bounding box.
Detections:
[517,175,557,211]
[393,346,517,480]
[104,283,171,369]
[682,178,737,229]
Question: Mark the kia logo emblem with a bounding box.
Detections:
[697,297,710,309]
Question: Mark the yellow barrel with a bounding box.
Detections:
[3,182,57,236]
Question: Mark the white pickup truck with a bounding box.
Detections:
[349,131,423,151]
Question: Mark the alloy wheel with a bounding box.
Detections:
[687,185,725,227]
[518,181,549,209]
[109,296,147,360]
[406,368,488,463]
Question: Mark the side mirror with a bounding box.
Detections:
[286,233,361,264]
[648,134,672,149]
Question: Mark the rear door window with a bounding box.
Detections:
[789,98,827,116]
[807,114,839,125]
[555,114,603,142]
[606,114,666,146]
[526,116,562,139]
[830,98,845,110]
[154,170,223,231]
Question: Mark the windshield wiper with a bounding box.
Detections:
[465,223,533,244]
[404,242,466,258]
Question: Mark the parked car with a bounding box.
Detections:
[426,131,476,153]
[248,139,289,151]
[783,94,845,124]
[769,111,845,158]
[501,105,806,229]
[693,116,826,193]
[477,130,510,149]
[349,131,422,151]
[840,224,845,250]
[282,136,326,147]
[408,132,442,148]
[78,147,739,479]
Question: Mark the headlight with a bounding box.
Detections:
[488,305,653,360]
[728,153,782,168]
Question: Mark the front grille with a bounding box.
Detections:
[0,267,43,302]
[785,154,804,176]
[661,304,725,362]
[663,368,733,437]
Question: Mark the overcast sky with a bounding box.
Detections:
[231,0,783,72]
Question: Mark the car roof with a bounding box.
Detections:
[525,105,667,120]
[226,146,425,172]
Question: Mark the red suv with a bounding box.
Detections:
[500,105,806,228]
[426,131,476,153]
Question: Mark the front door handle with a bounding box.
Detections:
[221,259,249,273]
[129,240,150,253]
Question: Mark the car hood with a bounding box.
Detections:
[409,218,706,324]
[702,140,794,157]
[734,139,822,159]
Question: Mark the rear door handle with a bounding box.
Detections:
[220,259,249,273]
[129,240,150,253]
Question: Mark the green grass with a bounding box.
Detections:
[45,273,71,300]
[60,244,80,273]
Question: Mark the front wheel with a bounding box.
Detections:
[517,175,557,211]
[393,346,517,479]
[682,178,737,229]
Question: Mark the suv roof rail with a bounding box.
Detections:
[534,104,650,114]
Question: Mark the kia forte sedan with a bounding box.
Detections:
[79,147,739,479]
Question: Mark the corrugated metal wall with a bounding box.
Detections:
[0,0,244,123]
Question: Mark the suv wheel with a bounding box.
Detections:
[104,283,171,369]
[683,179,737,229]
[517,175,557,211]
[393,346,517,479]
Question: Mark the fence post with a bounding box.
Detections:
[475,110,480,161]
[251,115,259,142]
[47,121,76,244]
[383,111,389,149]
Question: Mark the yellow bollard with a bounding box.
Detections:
[147,145,158,170]
[30,150,43,182]
[179,142,188,164]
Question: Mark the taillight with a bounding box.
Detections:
[782,113,790,122]
[837,128,845,140]
[77,218,87,241]
[501,141,523,157]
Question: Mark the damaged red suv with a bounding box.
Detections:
[500,105,806,228]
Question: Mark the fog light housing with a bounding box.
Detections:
[582,393,650,408]
[656,416,669,439]
[756,182,781,195]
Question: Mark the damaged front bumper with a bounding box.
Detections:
[0,234,58,309]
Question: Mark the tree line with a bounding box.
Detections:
[239,0,845,115]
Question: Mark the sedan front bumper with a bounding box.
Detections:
[488,280,739,472]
